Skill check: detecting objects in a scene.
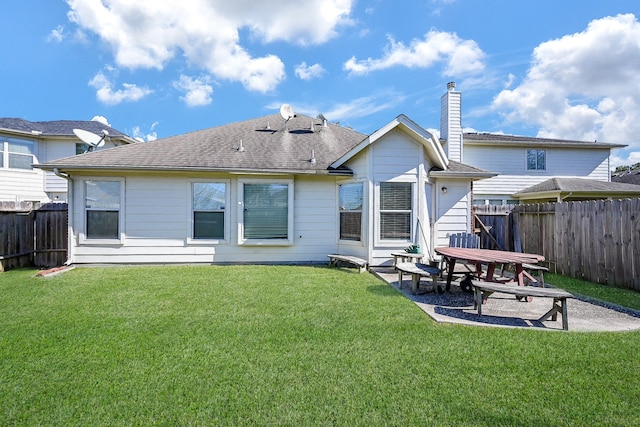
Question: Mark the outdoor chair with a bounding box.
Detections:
[440,232,480,292]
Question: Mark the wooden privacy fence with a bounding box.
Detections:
[475,199,640,290]
[514,199,640,290]
[473,205,515,252]
[0,202,68,272]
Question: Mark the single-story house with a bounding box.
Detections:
[36,110,494,266]
[0,118,136,203]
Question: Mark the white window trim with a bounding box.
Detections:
[526,148,546,171]
[79,177,125,245]
[337,180,365,246]
[238,178,294,246]
[374,180,415,246]
[1,138,38,172]
[187,179,230,245]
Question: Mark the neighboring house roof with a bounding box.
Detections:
[463,132,626,149]
[37,113,490,178]
[0,118,135,143]
[611,169,640,186]
[37,114,368,175]
[513,177,640,201]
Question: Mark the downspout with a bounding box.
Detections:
[53,168,74,266]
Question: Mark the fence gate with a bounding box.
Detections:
[34,203,68,268]
[0,202,68,272]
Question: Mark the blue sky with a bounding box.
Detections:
[3,0,640,167]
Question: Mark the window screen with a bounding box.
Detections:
[243,183,289,239]
[379,182,412,240]
[339,183,363,241]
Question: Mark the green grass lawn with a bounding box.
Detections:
[547,273,640,311]
[1,266,639,426]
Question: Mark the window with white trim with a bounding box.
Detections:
[85,180,121,240]
[1,137,35,170]
[526,149,546,171]
[192,182,226,240]
[379,182,412,240]
[339,183,363,241]
[240,180,293,243]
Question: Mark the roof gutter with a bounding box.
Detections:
[53,168,74,266]
[36,164,353,176]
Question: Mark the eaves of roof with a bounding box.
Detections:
[513,177,640,200]
[463,133,626,149]
[428,160,497,180]
[0,118,136,144]
[512,189,640,201]
[40,164,353,176]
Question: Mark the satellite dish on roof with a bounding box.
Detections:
[73,128,108,152]
[279,104,295,121]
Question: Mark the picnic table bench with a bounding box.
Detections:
[390,251,424,266]
[327,254,368,273]
[395,262,442,294]
[471,280,574,330]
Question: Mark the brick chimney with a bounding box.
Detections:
[440,82,462,162]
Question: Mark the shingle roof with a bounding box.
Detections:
[515,177,640,195]
[0,118,131,139]
[429,160,497,179]
[37,113,367,174]
[611,169,640,186]
[464,132,625,149]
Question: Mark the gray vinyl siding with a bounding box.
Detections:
[0,169,47,202]
[466,145,612,196]
[70,173,341,264]
[434,180,472,248]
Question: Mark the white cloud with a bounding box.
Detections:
[132,124,158,142]
[90,115,159,141]
[324,90,407,122]
[294,62,326,80]
[343,30,486,76]
[91,115,111,126]
[492,14,640,164]
[66,0,354,93]
[268,90,405,125]
[47,25,65,43]
[89,71,152,105]
[173,75,214,107]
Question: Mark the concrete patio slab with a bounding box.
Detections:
[371,267,640,332]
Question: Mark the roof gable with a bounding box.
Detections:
[331,114,448,169]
